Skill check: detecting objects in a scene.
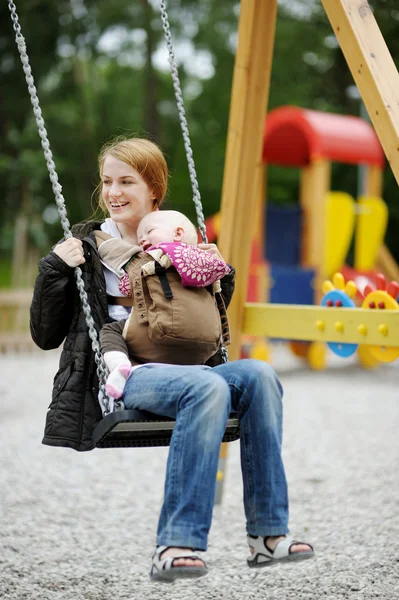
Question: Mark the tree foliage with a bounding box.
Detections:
[1,0,399,270]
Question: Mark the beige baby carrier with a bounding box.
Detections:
[95,231,230,366]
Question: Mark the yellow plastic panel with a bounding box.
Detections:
[361,290,399,362]
[324,192,356,277]
[354,196,388,271]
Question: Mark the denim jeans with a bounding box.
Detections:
[122,359,289,550]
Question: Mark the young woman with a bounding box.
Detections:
[30,137,314,582]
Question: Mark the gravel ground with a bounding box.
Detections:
[1,345,398,600]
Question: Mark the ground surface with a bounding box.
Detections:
[1,345,398,600]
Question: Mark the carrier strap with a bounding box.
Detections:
[154,262,173,299]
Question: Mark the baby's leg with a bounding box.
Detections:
[103,351,132,399]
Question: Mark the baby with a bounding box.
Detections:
[99,210,231,400]
[137,210,198,251]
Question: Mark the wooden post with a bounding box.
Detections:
[299,159,331,301]
[214,440,229,506]
[218,0,278,360]
[214,0,278,506]
[321,0,399,186]
[365,164,383,197]
[254,165,268,303]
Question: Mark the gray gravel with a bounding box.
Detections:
[1,345,398,600]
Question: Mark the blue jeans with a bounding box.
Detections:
[122,359,289,551]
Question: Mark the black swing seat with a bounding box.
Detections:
[92,409,240,448]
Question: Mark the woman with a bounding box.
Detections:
[30,137,314,582]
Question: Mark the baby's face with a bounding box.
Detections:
[137,213,178,251]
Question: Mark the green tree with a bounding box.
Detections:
[1,0,399,284]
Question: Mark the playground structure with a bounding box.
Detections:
[213,1,399,375]
[207,104,399,369]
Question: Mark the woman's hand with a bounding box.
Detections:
[53,238,85,268]
[197,243,225,262]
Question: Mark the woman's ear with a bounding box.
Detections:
[174,226,184,241]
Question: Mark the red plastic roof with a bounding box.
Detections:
[262,106,385,168]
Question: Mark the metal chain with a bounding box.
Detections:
[158,0,208,244]
[7,0,113,414]
[158,0,228,362]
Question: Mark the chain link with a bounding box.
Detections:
[158,1,229,362]
[7,0,114,414]
[158,0,208,244]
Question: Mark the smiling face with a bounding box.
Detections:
[101,155,156,230]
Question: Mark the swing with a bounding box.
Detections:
[9,0,240,448]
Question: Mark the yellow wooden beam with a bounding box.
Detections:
[218,0,278,360]
[365,164,383,197]
[253,164,267,302]
[243,303,399,346]
[299,159,331,270]
[321,0,399,186]
[299,158,331,304]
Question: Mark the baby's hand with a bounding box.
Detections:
[197,243,225,262]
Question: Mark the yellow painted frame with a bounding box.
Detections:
[243,304,399,346]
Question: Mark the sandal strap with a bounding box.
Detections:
[152,546,206,573]
[247,535,274,562]
[247,535,313,561]
[271,537,298,559]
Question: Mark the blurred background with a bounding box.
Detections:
[0,0,398,290]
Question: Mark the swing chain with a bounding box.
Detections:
[8,1,71,238]
[159,0,229,363]
[158,0,208,244]
[8,0,113,415]
[220,344,229,364]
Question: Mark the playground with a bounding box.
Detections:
[1,347,398,599]
[2,0,399,595]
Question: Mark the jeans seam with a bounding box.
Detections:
[164,387,186,526]
[230,382,257,531]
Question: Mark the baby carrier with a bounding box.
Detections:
[95,231,230,366]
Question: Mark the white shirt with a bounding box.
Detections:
[100,218,131,321]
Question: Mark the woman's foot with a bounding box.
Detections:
[160,547,206,568]
[264,536,312,554]
[150,546,208,582]
[247,534,314,568]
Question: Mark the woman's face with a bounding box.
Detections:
[101,155,156,228]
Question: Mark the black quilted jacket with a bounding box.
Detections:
[30,220,236,451]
